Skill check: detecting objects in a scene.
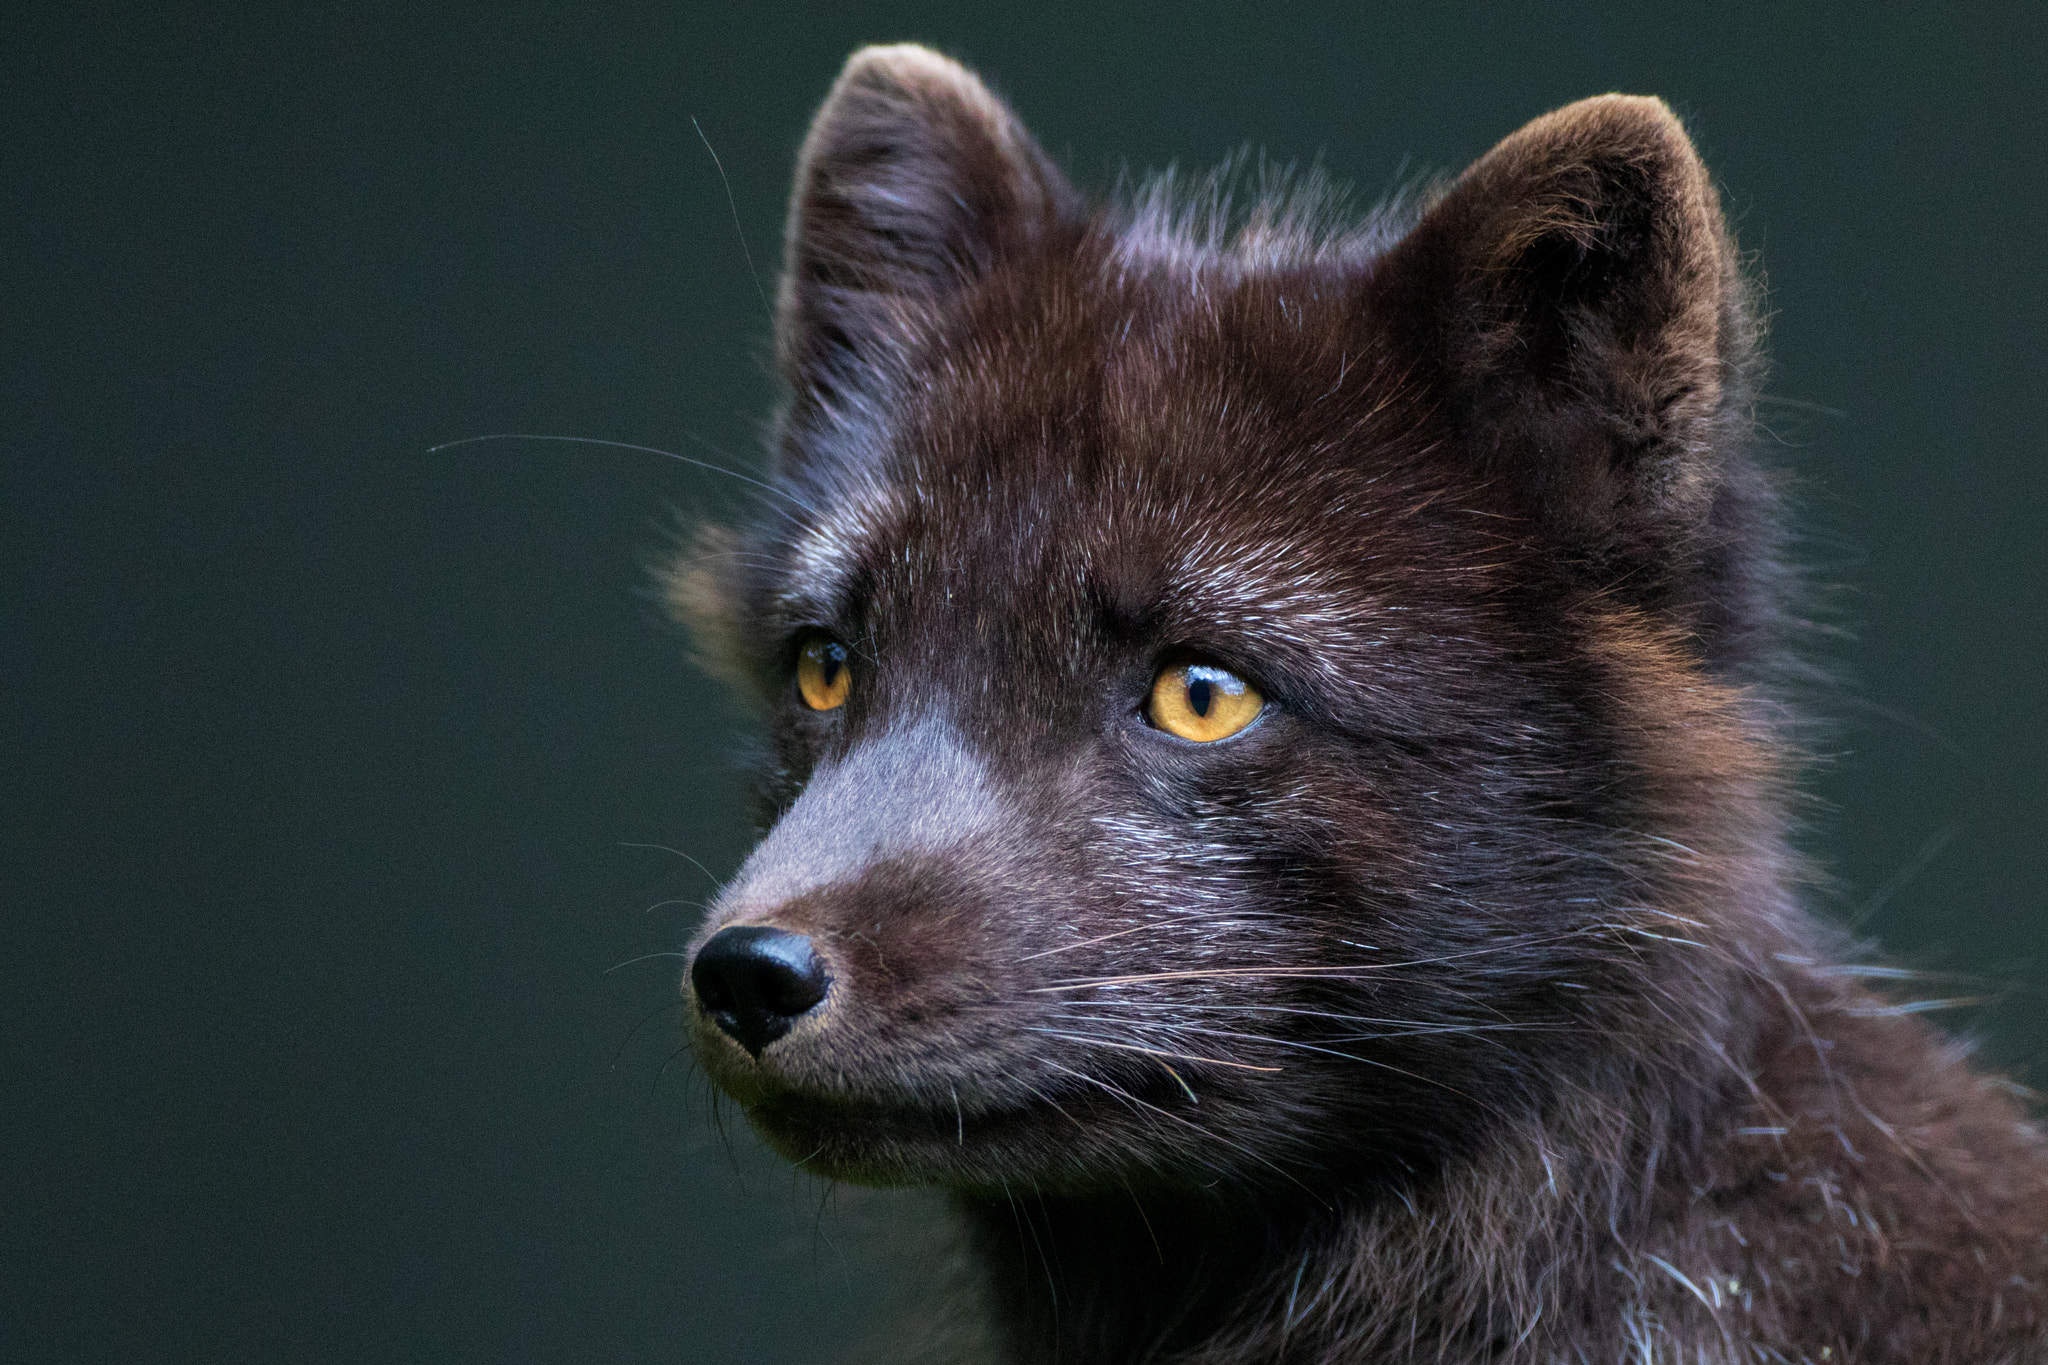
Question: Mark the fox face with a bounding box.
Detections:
[672,46,1778,1201]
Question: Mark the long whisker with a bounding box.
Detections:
[690,115,772,325]
[1024,1027,1284,1072]
[605,950,691,973]
[640,898,710,918]
[609,1000,684,1069]
[1032,934,1594,992]
[429,432,819,517]
[1032,1058,1321,1202]
[1018,909,1380,961]
[617,841,727,891]
[1059,1002,1565,1041]
[1107,1020,1479,1101]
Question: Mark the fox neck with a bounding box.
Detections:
[959,1186,1323,1363]
[952,995,1775,1365]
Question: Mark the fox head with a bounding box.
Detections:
[669,45,1784,1199]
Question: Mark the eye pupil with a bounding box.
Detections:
[1146,661,1263,743]
[796,634,852,711]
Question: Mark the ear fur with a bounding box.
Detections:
[657,521,755,699]
[1373,96,1755,568]
[777,44,1078,400]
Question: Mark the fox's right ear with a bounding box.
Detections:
[777,45,1077,403]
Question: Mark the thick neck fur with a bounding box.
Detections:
[955,968,2048,1365]
[958,1119,1672,1363]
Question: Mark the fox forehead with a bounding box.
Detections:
[772,470,1446,670]
[769,269,1481,648]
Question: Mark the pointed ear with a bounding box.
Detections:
[1372,96,1754,566]
[777,44,1078,400]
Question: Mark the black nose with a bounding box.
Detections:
[690,926,831,1058]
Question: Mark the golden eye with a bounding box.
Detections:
[1146,662,1262,742]
[796,635,851,711]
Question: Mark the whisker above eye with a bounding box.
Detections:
[427,432,822,518]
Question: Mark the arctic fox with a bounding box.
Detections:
[669,44,2048,1363]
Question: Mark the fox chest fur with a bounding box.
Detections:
[670,45,2048,1364]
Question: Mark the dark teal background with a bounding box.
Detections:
[5,3,2043,1360]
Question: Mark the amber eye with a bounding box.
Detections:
[796,635,851,711]
[1146,662,1262,742]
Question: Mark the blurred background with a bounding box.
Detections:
[6,3,2043,1360]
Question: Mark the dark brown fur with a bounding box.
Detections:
[669,45,2048,1363]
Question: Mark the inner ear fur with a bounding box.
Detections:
[778,44,1078,400]
[1373,95,1755,566]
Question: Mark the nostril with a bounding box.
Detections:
[689,926,832,1058]
[693,968,736,1014]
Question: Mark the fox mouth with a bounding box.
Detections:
[682,955,1206,1184]
[727,1068,1199,1188]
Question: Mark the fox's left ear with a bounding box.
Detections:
[1371,96,1755,566]
[777,45,1078,405]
